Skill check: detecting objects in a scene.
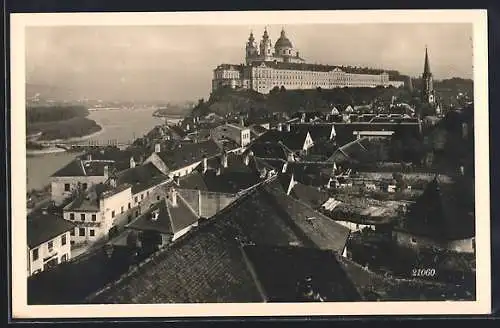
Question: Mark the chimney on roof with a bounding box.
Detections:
[277,123,283,131]
[244,152,250,166]
[297,276,324,302]
[103,165,109,178]
[155,143,161,153]
[151,209,160,221]
[301,113,306,123]
[202,156,208,173]
[286,123,291,132]
[130,156,136,169]
[282,162,288,173]
[110,177,117,188]
[170,188,178,207]
[287,174,297,195]
[240,116,245,127]
[86,153,92,161]
[221,152,228,168]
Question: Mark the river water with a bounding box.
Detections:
[26,107,170,191]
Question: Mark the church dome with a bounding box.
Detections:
[275,29,293,49]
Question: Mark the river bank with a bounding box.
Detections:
[38,126,105,145]
[27,147,67,156]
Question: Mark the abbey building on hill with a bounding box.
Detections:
[212,28,405,94]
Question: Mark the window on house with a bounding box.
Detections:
[69,213,75,220]
[141,194,144,200]
[147,191,150,197]
[121,206,124,214]
[134,196,138,203]
[156,195,160,201]
[64,184,70,192]
[89,229,95,237]
[92,214,96,221]
[410,237,417,244]
[128,203,131,209]
[32,248,39,261]
[81,213,85,221]
[70,228,75,236]
[48,241,54,252]
[79,228,85,236]
[70,240,75,245]
[82,183,88,190]
[61,234,67,246]
[111,210,115,218]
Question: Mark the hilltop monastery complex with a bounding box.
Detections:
[212,28,405,94]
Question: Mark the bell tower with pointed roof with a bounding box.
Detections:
[259,27,274,61]
[421,46,435,105]
[245,30,259,64]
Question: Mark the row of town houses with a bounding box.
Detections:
[27,107,475,278]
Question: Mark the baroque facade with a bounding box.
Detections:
[212,28,405,94]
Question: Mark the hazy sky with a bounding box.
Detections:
[26,24,473,103]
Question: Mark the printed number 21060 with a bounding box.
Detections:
[411,268,436,277]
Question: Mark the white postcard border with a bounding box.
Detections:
[10,9,490,318]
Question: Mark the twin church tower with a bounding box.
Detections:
[245,27,305,64]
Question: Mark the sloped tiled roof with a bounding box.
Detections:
[64,183,131,212]
[28,212,75,248]
[290,124,333,143]
[264,180,350,253]
[242,245,361,302]
[88,177,353,304]
[127,192,199,235]
[51,159,86,177]
[179,171,209,191]
[256,130,308,151]
[246,142,290,160]
[116,162,168,194]
[157,140,222,171]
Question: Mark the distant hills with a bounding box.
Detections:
[26,83,77,102]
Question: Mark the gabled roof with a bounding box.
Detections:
[289,181,330,209]
[28,212,75,248]
[167,125,187,139]
[289,124,334,143]
[181,153,264,194]
[156,139,222,171]
[400,176,475,240]
[64,183,131,212]
[246,142,291,160]
[127,191,199,235]
[179,171,209,191]
[79,147,147,172]
[264,180,350,252]
[256,130,308,151]
[116,162,168,194]
[51,159,86,177]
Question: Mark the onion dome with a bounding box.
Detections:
[262,27,269,40]
[248,31,255,43]
[275,28,293,49]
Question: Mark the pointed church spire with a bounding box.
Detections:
[423,46,431,76]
